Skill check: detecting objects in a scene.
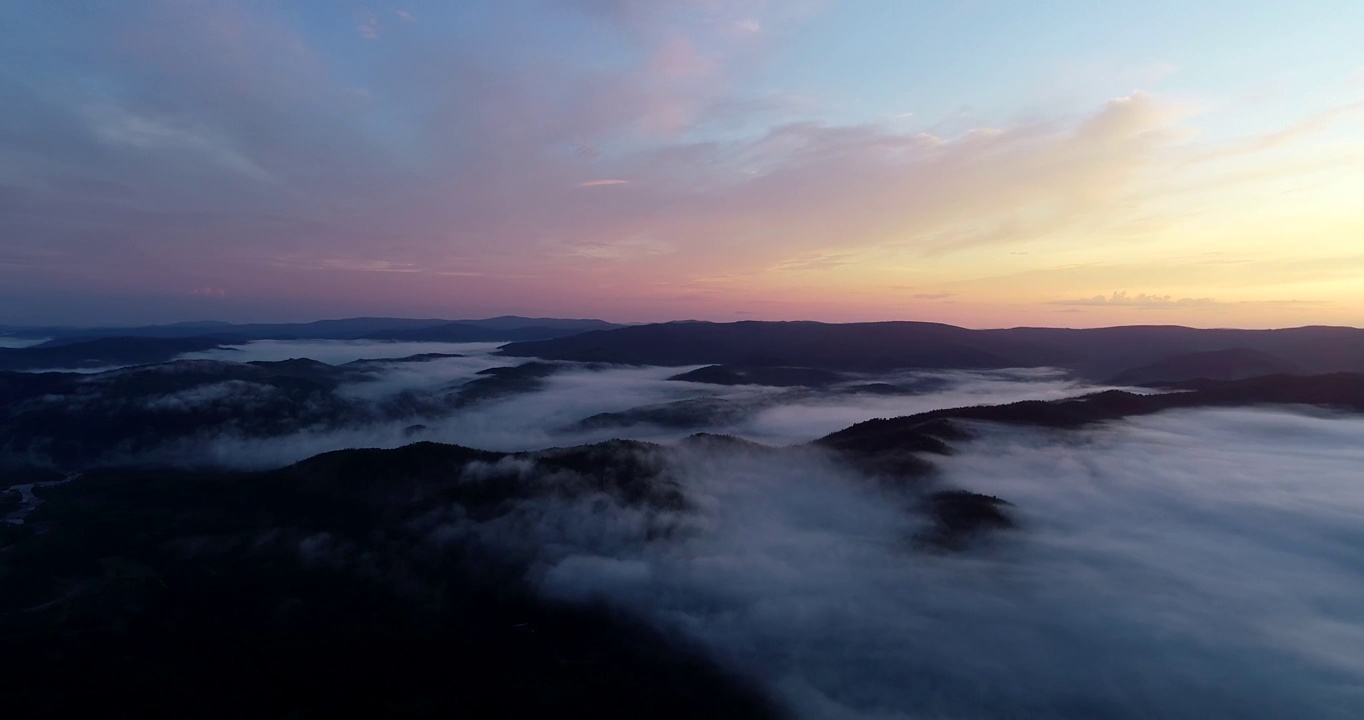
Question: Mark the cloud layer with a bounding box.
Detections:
[2,2,1361,326]
[156,340,1111,466]
[510,408,1364,718]
[7,336,1364,716]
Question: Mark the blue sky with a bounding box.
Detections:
[1,1,1361,326]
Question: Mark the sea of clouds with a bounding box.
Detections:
[497,408,1364,718]
[17,338,1364,717]
[158,339,1110,467]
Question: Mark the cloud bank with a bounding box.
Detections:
[146,340,1110,467]
[7,337,1364,717]
[488,408,1364,718]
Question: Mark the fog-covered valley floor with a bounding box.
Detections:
[521,409,1364,718]
[4,339,1363,718]
[0,337,48,349]
[148,339,1113,466]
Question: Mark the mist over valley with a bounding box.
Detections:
[3,317,1363,718]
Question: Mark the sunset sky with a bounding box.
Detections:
[2,1,1362,327]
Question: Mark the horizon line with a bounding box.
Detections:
[2,315,1362,334]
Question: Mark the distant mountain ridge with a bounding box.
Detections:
[8,317,1364,380]
[0,336,235,371]
[501,321,1364,379]
[365,321,616,343]
[816,372,1364,477]
[1105,347,1299,385]
[0,316,621,343]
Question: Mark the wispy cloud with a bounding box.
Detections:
[1188,101,1364,164]
[319,258,423,273]
[359,15,380,39]
[553,236,676,260]
[83,103,273,183]
[1053,291,1219,309]
[1052,291,1326,309]
[773,253,858,272]
[2,2,1361,326]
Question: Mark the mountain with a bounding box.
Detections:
[1106,348,1299,385]
[574,397,762,432]
[0,357,570,470]
[0,336,234,371]
[667,364,845,387]
[817,372,1364,472]
[361,322,607,343]
[452,316,620,332]
[502,321,1019,370]
[2,316,620,343]
[0,359,365,468]
[7,357,1364,716]
[981,325,1364,376]
[0,440,778,718]
[501,321,1364,377]
[2,317,451,341]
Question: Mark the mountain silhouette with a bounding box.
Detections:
[502,321,1364,377]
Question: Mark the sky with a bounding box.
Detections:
[1,0,1361,328]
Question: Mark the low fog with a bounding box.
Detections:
[472,408,1364,718]
[145,339,1107,467]
[13,338,1364,717]
[181,339,507,366]
[0,336,49,349]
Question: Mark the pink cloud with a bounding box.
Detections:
[12,2,1358,328]
[1051,291,1326,310]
